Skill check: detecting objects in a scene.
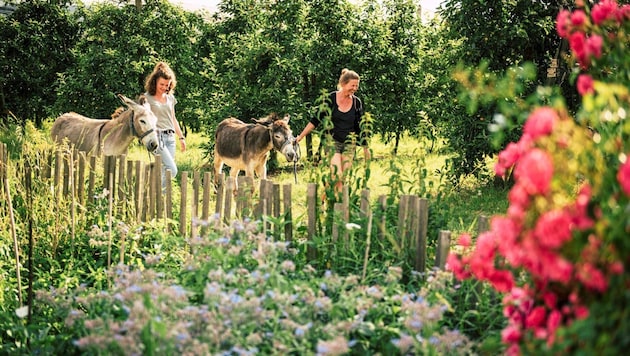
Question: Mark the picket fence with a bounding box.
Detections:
[0,144,490,272]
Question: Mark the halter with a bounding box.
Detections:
[265,123,301,183]
[129,111,155,140]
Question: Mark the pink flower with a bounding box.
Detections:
[514,149,554,196]
[546,310,562,345]
[525,306,547,329]
[543,291,558,309]
[617,159,630,196]
[569,32,587,65]
[574,305,589,319]
[570,10,588,28]
[534,210,573,249]
[610,261,624,274]
[577,74,594,95]
[586,34,603,59]
[501,325,522,344]
[446,253,470,280]
[617,5,630,22]
[592,0,618,25]
[496,142,524,176]
[457,233,471,247]
[488,269,515,293]
[508,183,530,209]
[556,10,571,38]
[533,250,573,284]
[523,107,559,140]
[577,263,608,292]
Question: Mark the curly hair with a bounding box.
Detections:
[144,61,177,95]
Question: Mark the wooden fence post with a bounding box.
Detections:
[223,176,235,223]
[397,195,410,251]
[415,198,429,273]
[165,170,172,223]
[273,183,281,240]
[179,171,188,237]
[283,184,292,242]
[193,170,201,219]
[435,230,451,269]
[134,161,143,222]
[77,152,86,205]
[54,150,63,202]
[215,173,224,217]
[202,171,211,221]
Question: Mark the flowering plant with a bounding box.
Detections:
[448,0,630,354]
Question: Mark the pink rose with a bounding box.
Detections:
[496,142,522,176]
[577,74,594,95]
[592,0,618,25]
[569,32,586,65]
[556,10,571,38]
[488,269,515,293]
[514,148,554,196]
[525,306,547,328]
[457,233,472,247]
[546,310,562,342]
[534,209,573,249]
[501,325,522,344]
[586,34,603,59]
[577,263,608,292]
[617,5,630,22]
[617,159,630,196]
[543,291,558,309]
[570,10,588,28]
[523,107,559,139]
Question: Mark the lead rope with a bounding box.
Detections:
[293,140,301,184]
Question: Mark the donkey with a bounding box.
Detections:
[51,94,159,156]
[214,113,297,190]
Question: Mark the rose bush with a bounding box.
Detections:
[448,0,630,354]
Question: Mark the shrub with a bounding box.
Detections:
[448,1,630,355]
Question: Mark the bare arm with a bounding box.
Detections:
[171,105,186,152]
[295,122,316,143]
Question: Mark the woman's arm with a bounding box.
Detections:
[171,102,186,152]
[295,122,316,144]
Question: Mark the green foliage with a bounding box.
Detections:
[0,0,80,126]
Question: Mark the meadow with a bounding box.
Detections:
[0,124,509,355]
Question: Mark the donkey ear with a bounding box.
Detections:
[136,95,148,105]
[282,114,290,123]
[116,94,132,105]
[117,94,135,107]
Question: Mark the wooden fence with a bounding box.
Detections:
[0,143,482,272]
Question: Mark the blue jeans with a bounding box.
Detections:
[157,131,178,189]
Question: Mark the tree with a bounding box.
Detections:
[0,0,80,127]
[358,0,425,154]
[436,0,562,179]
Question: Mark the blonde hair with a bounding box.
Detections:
[337,68,360,89]
[144,61,177,95]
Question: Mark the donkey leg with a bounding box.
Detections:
[230,169,241,195]
[214,157,224,189]
[254,160,267,180]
